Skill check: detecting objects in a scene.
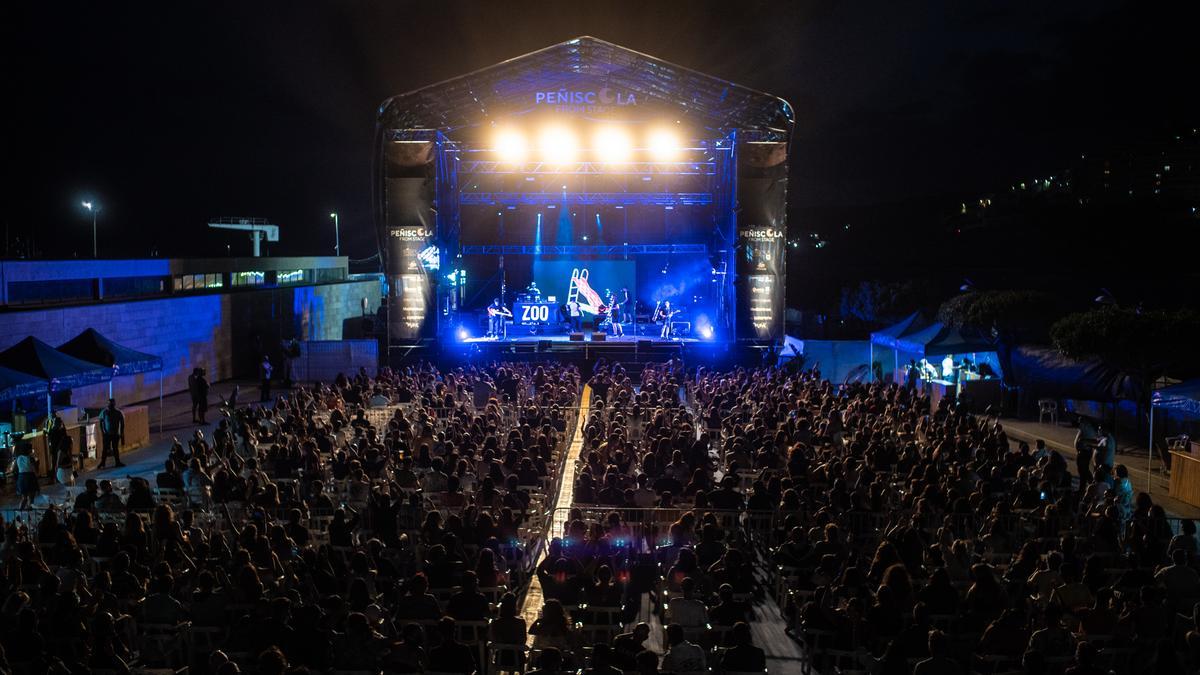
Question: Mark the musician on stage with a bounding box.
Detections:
[607,289,625,337]
[654,300,677,339]
[525,281,541,300]
[487,298,511,338]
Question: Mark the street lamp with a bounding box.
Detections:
[329,212,340,256]
[81,201,101,258]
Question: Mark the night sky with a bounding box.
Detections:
[9,1,1198,263]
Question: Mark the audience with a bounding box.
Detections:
[2,357,1197,675]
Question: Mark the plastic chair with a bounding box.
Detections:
[488,641,527,675]
[1038,399,1058,425]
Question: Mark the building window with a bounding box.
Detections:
[232,271,265,287]
[314,267,346,283]
[104,276,167,300]
[6,279,95,305]
[276,269,308,285]
[173,273,223,291]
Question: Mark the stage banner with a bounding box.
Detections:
[735,140,788,341]
[737,226,784,276]
[383,139,437,341]
[735,274,784,340]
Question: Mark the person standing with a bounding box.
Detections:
[55,433,76,498]
[97,398,126,469]
[259,354,273,402]
[567,298,582,333]
[196,368,210,423]
[14,443,39,510]
[188,368,202,423]
[656,301,675,339]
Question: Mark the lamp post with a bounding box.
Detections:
[82,201,100,257]
[329,212,340,256]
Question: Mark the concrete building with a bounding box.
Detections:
[0,256,381,409]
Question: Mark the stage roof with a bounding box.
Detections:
[378,36,794,138]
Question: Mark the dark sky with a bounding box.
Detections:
[8,0,1198,260]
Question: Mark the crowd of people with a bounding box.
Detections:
[3,355,1200,675]
[0,361,580,674]
[520,361,1200,675]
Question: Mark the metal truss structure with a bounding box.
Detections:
[378,36,794,139]
[457,191,713,206]
[459,243,708,256]
[455,160,717,176]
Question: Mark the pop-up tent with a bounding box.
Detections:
[0,336,112,420]
[893,322,995,357]
[869,312,932,381]
[1152,379,1200,418]
[58,329,163,376]
[1149,379,1200,492]
[57,329,165,430]
[0,365,47,402]
[870,312,931,349]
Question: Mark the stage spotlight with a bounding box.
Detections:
[539,126,578,165]
[700,325,714,340]
[647,128,681,161]
[493,129,528,163]
[594,127,632,163]
[456,326,470,341]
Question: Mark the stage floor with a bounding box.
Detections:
[462,334,698,344]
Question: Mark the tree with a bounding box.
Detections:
[839,280,934,325]
[1050,306,1200,386]
[938,290,1067,343]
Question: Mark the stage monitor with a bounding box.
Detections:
[530,259,635,316]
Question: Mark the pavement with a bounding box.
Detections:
[997,416,1200,520]
[1,380,260,520]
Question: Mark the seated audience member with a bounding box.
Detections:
[661,623,707,675]
[720,622,767,672]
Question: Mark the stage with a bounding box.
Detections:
[462,333,699,345]
[377,37,791,355]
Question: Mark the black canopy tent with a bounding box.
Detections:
[1,366,47,403]
[868,312,932,382]
[58,329,165,432]
[0,337,112,424]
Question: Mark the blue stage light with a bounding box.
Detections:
[700,325,714,340]
[456,326,469,341]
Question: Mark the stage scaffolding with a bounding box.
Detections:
[376,36,793,354]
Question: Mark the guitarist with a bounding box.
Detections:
[654,300,679,339]
[486,298,512,338]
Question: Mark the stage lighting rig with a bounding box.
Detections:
[494,129,528,163]
[647,128,681,161]
[594,126,633,163]
[539,126,578,165]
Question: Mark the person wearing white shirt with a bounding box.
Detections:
[667,577,709,627]
[661,624,707,675]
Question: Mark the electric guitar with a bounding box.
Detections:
[487,306,513,318]
[654,307,681,324]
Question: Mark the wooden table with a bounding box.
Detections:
[1169,450,1200,508]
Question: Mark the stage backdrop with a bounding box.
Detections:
[531,259,635,314]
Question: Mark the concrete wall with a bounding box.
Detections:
[0,279,380,409]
